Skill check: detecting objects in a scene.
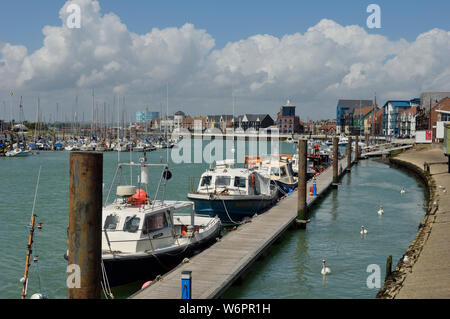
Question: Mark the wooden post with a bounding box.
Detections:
[297,139,307,223]
[385,254,393,282]
[355,135,359,163]
[332,137,339,186]
[365,134,369,147]
[68,152,103,299]
[346,136,353,171]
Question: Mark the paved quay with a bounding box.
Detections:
[130,155,353,299]
[378,144,450,299]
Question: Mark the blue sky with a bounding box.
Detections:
[1,0,449,53]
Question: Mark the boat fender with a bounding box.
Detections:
[250,174,256,188]
[181,225,187,236]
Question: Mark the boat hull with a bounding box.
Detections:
[187,194,277,225]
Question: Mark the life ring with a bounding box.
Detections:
[181,225,187,236]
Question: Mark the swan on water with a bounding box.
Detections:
[321,260,331,275]
[360,226,368,235]
[400,187,405,194]
[377,204,384,215]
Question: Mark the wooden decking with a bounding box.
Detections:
[130,155,354,299]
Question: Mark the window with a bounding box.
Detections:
[201,176,212,186]
[270,167,280,176]
[442,113,450,121]
[215,176,231,187]
[234,176,246,188]
[123,215,140,233]
[280,166,287,177]
[142,213,168,235]
[104,215,120,230]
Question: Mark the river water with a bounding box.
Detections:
[0,142,426,299]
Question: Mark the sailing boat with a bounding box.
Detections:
[6,96,30,157]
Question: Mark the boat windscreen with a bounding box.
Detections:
[215,176,231,187]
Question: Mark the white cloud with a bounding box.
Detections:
[0,0,449,120]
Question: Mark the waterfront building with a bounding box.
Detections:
[276,100,302,134]
[382,100,419,136]
[174,111,187,130]
[233,114,274,131]
[416,93,450,132]
[397,106,417,138]
[136,111,160,123]
[353,106,375,136]
[206,115,233,132]
[336,99,373,134]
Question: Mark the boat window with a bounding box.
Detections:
[123,215,140,233]
[270,167,280,176]
[215,176,231,186]
[234,176,246,188]
[104,215,120,230]
[280,166,287,177]
[142,213,168,235]
[201,176,212,187]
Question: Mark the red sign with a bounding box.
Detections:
[426,130,432,141]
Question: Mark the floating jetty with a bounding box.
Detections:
[361,144,413,158]
[130,152,355,299]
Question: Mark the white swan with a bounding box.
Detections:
[400,187,405,194]
[360,225,368,235]
[321,260,331,275]
[377,204,384,215]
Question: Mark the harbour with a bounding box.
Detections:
[0,138,434,299]
[1,0,449,305]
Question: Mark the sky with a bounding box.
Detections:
[0,0,449,122]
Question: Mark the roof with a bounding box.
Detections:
[399,106,418,116]
[353,106,374,117]
[337,99,373,110]
[384,100,412,107]
[174,111,186,116]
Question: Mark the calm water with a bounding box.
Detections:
[224,159,427,298]
[0,142,426,299]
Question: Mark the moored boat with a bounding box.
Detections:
[99,159,222,287]
[187,159,278,225]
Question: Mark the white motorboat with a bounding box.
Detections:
[5,148,30,157]
[187,159,278,225]
[99,159,222,287]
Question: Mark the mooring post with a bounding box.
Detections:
[365,134,369,147]
[355,135,359,163]
[346,136,353,171]
[297,139,307,223]
[385,254,393,282]
[67,152,103,299]
[181,271,192,299]
[332,137,338,187]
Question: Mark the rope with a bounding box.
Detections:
[100,259,114,299]
[220,197,243,225]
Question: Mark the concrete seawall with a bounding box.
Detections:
[376,144,450,299]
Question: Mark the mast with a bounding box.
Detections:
[21,167,42,299]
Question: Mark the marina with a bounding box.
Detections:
[1,0,449,304]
